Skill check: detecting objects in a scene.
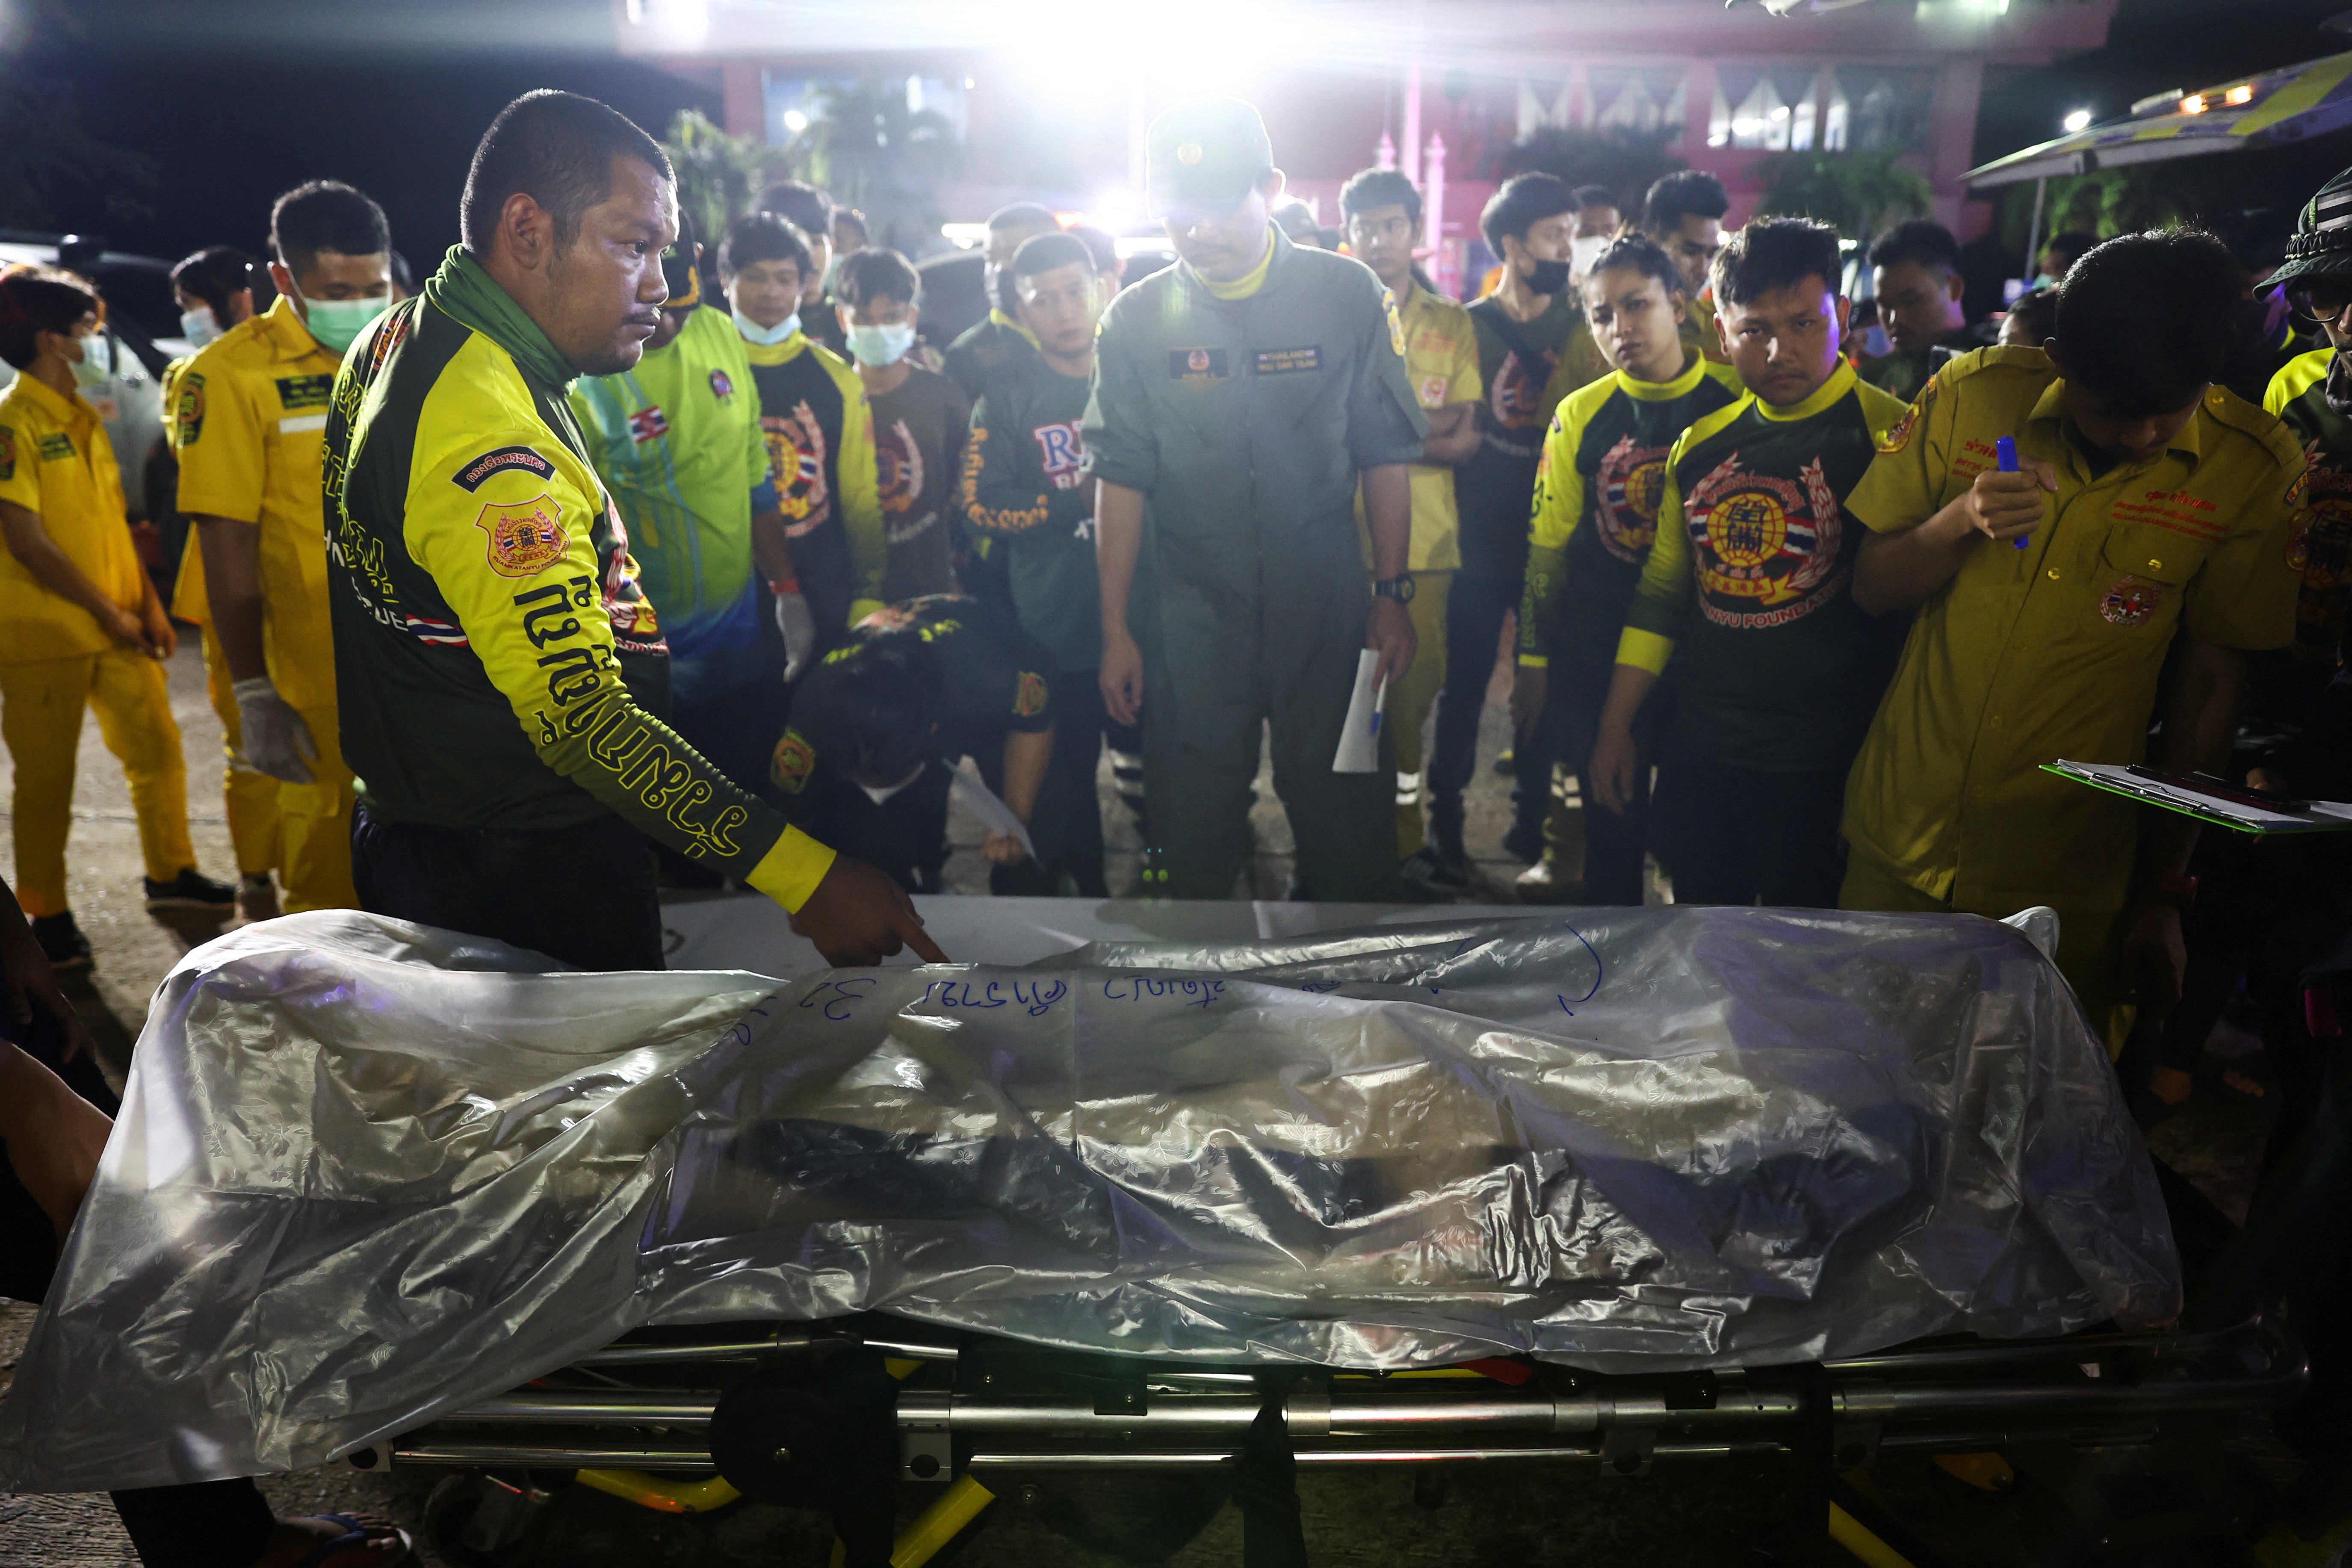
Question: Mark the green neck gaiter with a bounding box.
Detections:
[423,246,577,393]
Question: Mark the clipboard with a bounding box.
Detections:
[2042,759,2352,835]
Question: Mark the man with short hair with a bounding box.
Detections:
[1512,234,1743,905]
[754,180,844,357]
[1590,219,1909,908]
[571,207,799,796]
[1569,183,1622,285]
[767,593,1055,894]
[721,211,887,644]
[177,180,394,918]
[1426,171,1610,872]
[1339,165,1482,889]
[324,89,939,971]
[834,248,969,602]
[1086,97,1429,901]
[960,230,1118,895]
[2035,228,2096,288]
[1843,229,2304,1038]
[1639,169,1730,363]
[1859,219,1996,404]
[943,203,1060,402]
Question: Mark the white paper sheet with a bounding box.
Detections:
[1333,649,1387,774]
[950,758,1038,859]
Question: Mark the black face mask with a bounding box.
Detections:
[1522,257,1572,295]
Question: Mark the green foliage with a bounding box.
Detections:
[796,80,961,252]
[1752,148,1930,241]
[662,109,798,251]
[1493,126,1686,214]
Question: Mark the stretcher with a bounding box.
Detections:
[382,1310,2308,1567]
[0,903,2287,1564]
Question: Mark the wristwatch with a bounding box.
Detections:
[1373,574,1416,605]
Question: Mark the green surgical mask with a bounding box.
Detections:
[295,286,388,356]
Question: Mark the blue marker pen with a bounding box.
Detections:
[1998,437,2029,549]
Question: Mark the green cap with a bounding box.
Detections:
[2273,163,2352,288]
[1146,97,1275,221]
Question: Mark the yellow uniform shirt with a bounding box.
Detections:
[171,295,342,711]
[0,372,142,664]
[1395,281,1481,572]
[1843,345,2305,914]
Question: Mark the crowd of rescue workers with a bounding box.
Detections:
[0,83,2350,1565]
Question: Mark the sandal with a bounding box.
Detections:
[287,1514,412,1568]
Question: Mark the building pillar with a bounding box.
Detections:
[1926,58,1986,233]
[722,62,763,141]
[1403,61,1423,184]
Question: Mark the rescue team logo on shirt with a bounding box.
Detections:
[35,433,73,462]
[709,369,735,399]
[765,402,833,537]
[1489,350,1554,432]
[452,444,557,493]
[2098,576,2163,628]
[275,374,334,411]
[1031,422,1085,490]
[1418,374,1450,409]
[1684,451,1847,628]
[475,493,568,578]
[1253,346,1322,376]
[876,417,924,515]
[627,405,671,446]
[175,374,206,447]
[1594,434,1670,564]
[599,498,663,650]
[0,425,13,482]
[1015,670,1049,718]
[771,728,816,794]
[1169,347,1229,384]
[1877,380,1935,455]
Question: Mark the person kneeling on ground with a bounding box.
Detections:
[769,594,1056,894]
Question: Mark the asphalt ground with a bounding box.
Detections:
[0,633,2280,1568]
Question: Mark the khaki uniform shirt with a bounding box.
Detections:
[1843,346,2304,913]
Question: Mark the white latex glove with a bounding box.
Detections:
[232,677,317,783]
[774,591,818,683]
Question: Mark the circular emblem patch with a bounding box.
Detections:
[1593,434,1669,563]
[1418,373,1449,409]
[1706,489,1790,570]
[709,368,734,399]
[1188,347,1211,373]
[1176,141,1204,166]
[1015,670,1049,718]
[770,728,816,793]
[2098,576,2163,628]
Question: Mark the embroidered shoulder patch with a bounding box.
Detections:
[452,444,556,493]
[474,493,567,577]
[1014,670,1049,718]
[771,728,817,793]
[1876,379,1935,455]
[175,374,206,447]
[709,368,735,399]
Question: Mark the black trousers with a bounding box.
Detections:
[1653,759,1850,908]
[0,1007,276,1568]
[1428,569,1517,808]
[1007,676,1109,898]
[351,803,666,972]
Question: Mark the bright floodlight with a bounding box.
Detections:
[784,109,810,133]
[2062,108,2092,133]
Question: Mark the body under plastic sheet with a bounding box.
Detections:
[0,906,2175,1493]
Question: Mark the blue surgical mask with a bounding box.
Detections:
[180,305,222,349]
[735,308,801,347]
[845,320,916,367]
[294,284,387,356]
[70,331,111,387]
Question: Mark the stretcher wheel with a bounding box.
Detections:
[423,1473,543,1567]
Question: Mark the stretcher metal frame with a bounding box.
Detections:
[378,1311,2309,1565]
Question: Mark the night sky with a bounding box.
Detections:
[12,0,2350,266]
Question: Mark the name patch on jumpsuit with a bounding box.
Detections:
[1168,347,1229,383]
[1253,346,1323,376]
